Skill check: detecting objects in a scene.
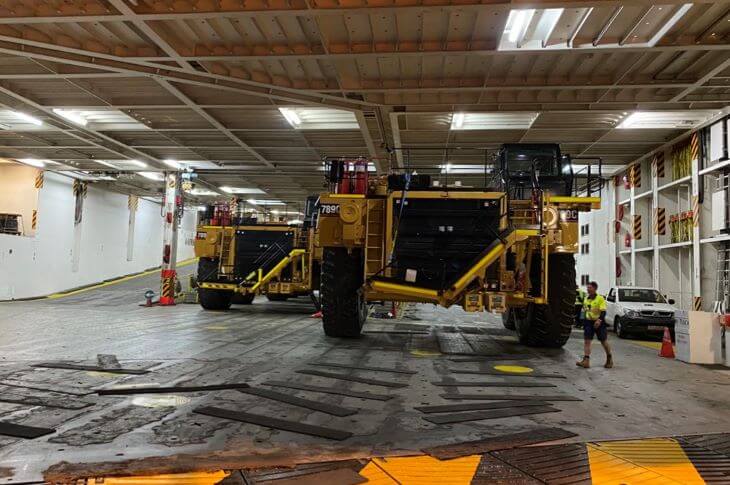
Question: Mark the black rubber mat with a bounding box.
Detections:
[263,380,392,401]
[679,433,730,455]
[423,405,560,424]
[0,421,55,439]
[424,427,579,460]
[248,459,365,482]
[0,380,94,396]
[433,381,556,388]
[310,362,416,375]
[493,443,591,484]
[32,362,149,375]
[0,393,92,410]
[194,406,352,440]
[296,369,408,388]
[448,368,566,378]
[415,400,550,414]
[239,387,358,417]
[97,383,250,395]
[471,454,542,484]
[677,438,730,483]
[440,393,582,401]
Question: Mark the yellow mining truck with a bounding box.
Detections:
[193,199,320,310]
[317,145,601,347]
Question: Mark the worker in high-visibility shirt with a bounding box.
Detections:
[576,281,613,369]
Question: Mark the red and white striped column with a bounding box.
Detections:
[160,172,182,306]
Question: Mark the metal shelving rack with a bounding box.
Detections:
[612,114,730,311]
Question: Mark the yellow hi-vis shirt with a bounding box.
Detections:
[583,294,607,320]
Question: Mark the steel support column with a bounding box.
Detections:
[160,172,182,306]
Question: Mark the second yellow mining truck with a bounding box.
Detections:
[193,198,320,309]
[317,144,601,347]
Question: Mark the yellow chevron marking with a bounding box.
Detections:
[588,438,704,485]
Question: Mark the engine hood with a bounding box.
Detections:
[620,302,676,313]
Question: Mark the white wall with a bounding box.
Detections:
[0,164,39,236]
[0,172,196,300]
[576,181,614,293]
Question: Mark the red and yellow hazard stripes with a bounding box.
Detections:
[690,131,699,162]
[31,209,37,230]
[633,214,642,240]
[629,163,642,188]
[692,196,700,227]
[653,152,665,178]
[160,269,177,306]
[72,179,88,198]
[693,296,703,311]
[34,170,44,189]
[654,207,666,235]
[128,195,139,212]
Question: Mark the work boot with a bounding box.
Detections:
[604,354,614,369]
[576,356,590,368]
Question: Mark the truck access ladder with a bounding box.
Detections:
[364,200,385,279]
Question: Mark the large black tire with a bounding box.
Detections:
[614,316,627,338]
[266,294,288,302]
[232,293,255,305]
[515,253,576,348]
[501,310,516,330]
[197,257,233,310]
[321,247,366,337]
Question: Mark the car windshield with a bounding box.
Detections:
[618,289,666,303]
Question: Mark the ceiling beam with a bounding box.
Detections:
[0,0,717,24]
[0,38,375,110]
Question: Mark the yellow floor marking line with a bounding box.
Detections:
[493,365,533,373]
[47,258,198,299]
[631,340,675,351]
[588,438,705,484]
[100,471,228,484]
[409,350,442,357]
[360,455,481,484]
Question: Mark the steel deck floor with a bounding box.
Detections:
[0,269,729,483]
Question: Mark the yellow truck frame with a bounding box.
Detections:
[194,223,319,309]
[316,145,600,347]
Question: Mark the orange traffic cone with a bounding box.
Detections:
[659,327,675,358]
[310,310,323,318]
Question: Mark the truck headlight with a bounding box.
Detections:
[625,309,638,317]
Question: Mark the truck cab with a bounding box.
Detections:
[605,286,677,339]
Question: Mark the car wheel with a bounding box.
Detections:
[615,317,627,339]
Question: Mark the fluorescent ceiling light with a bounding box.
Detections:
[618,111,715,129]
[9,111,42,126]
[95,160,118,169]
[53,109,88,126]
[187,188,219,196]
[17,158,48,168]
[440,164,493,174]
[288,219,303,225]
[506,9,535,43]
[138,171,164,181]
[279,107,359,130]
[279,107,301,127]
[451,113,465,129]
[246,199,286,206]
[128,160,147,168]
[571,164,623,176]
[450,112,539,130]
[163,159,181,169]
[220,186,266,194]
